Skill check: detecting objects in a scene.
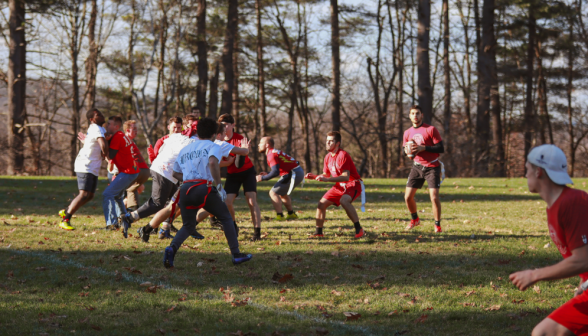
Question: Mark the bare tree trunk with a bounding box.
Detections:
[489,0,504,176]
[221,0,238,116]
[330,0,341,131]
[209,61,220,119]
[196,0,208,115]
[417,0,432,123]
[286,84,295,155]
[524,6,535,165]
[128,0,136,119]
[154,0,167,119]
[536,41,553,144]
[233,28,240,131]
[442,0,451,174]
[69,3,83,176]
[7,0,26,175]
[256,0,267,136]
[475,0,492,176]
[85,0,98,111]
[567,21,575,177]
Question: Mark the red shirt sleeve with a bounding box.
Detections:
[430,127,442,145]
[110,133,122,150]
[266,152,277,167]
[338,152,353,173]
[153,137,165,158]
[561,192,588,252]
[323,155,330,176]
[403,130,409,146]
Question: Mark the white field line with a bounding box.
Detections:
[7,248,377,335]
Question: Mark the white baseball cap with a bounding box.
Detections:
[527,145,573,185]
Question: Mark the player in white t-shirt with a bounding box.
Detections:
[163,118,253,268]
[121,132,194,242]
[59,109,108,231]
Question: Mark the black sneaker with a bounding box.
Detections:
[232,253,253,265]
[119,214,132,238]
[190,230,205,240]
[250,234,261,242]
[209,217,223,230]
[137,226,150,243]
[170,223,179,233]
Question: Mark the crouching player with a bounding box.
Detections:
[163,118,252,267]
[305,131,365,238]
[256,136,304,221]
[510,144,588,336]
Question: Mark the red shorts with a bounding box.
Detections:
[322,181,362,206]
[549,290,588,335]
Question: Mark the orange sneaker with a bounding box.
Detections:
[309,233,324,238]
[354,228,365,238]
[406,218,420,230]
[434,225,442,233]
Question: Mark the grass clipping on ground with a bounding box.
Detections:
[0,176,579,335]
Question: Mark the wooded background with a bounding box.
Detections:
[1,0,588,178]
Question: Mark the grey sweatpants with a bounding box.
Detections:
[170,182,239,254]
[271,166,305,196]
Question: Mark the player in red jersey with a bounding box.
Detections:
[102,116,139,237]
[509,145,588,336]
[218,114,262,241]
[403,105,444,233]
[122,120,150,211]
[256,137,304,221]
[147,116,183,162]
[305,131,365,238]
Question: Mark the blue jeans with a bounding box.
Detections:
[102,172,139,226]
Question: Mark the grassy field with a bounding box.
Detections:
[0,176,583,335]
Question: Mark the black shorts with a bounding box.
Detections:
[76,172,98,193]
[406,164,441,189]
[225,166,257,195]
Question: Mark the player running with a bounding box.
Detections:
[256,137,304,221]
[403,105,445,233]
[122,120,150,211]
[102,116,139,237]
[59,109,108,230]
[217,114,263,241]
[509,145,588,336]
[305,131,365,238]
[163,117,252,268]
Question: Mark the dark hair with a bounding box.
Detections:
[197,117,218,139]
[191,106,200,113]
[184,114,199,126]
[216,122,226,135]
[86,108,101,121]
[168,116,183,125]
[410,105,422,113]
[108,115,123,126]
[218,113,235,124]
[123,120,136,132]
[327,131,341,144]
[265,137,274,147]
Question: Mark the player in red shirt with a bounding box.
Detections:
[218,114,262,241]
[509,145,588,336]
[123,120,150,211]
[403,105,444,233]
[256,137,304,221]
[305,131,365,238]
[147,116,183,162]
[102,116,139,237]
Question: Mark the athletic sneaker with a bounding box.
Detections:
[163,246,175,268]
[104,224,119,231]
[250,235,261,242]
[59,219,74,231]
[119,214,132,238]
[58,209,66,219]
[434,225,442,233]
[405,218,421,230]
[170,223,179,233]
[275,214,286,221]
[309,233,324,238]
[137,227,150,243]
[232,253,253,265]
[158,228,173,239]
[121,213,135,224]
[355,228,365,238]
[286,213,299,220]
[190,230,205,240]
[209,216,223,230]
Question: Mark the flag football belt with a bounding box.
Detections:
[338,180,366,213]
[168,179,212,222]
[413,160,446,185]
[287,165,301,195]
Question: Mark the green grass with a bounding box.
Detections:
[0,176,584,335]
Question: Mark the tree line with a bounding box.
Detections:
[1,0,588,177]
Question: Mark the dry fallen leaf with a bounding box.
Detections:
[343,312,361,321]
[388,310,399,316]
[465,290,476,297]
[533,285,541,294]
[166,305,177,313]
[140,282,152,287]
[414,314,428,323]
[485,305,501,311]
[331,290,342,296]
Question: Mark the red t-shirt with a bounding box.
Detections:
[109,131,139,174]
[266,149,299,176]
[323,149,361,183]
[547,187,588,282]
[131,142,149,169]
[403,123,442,167]
[226,132,253,174]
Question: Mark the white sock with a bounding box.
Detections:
[131,211,140,221]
